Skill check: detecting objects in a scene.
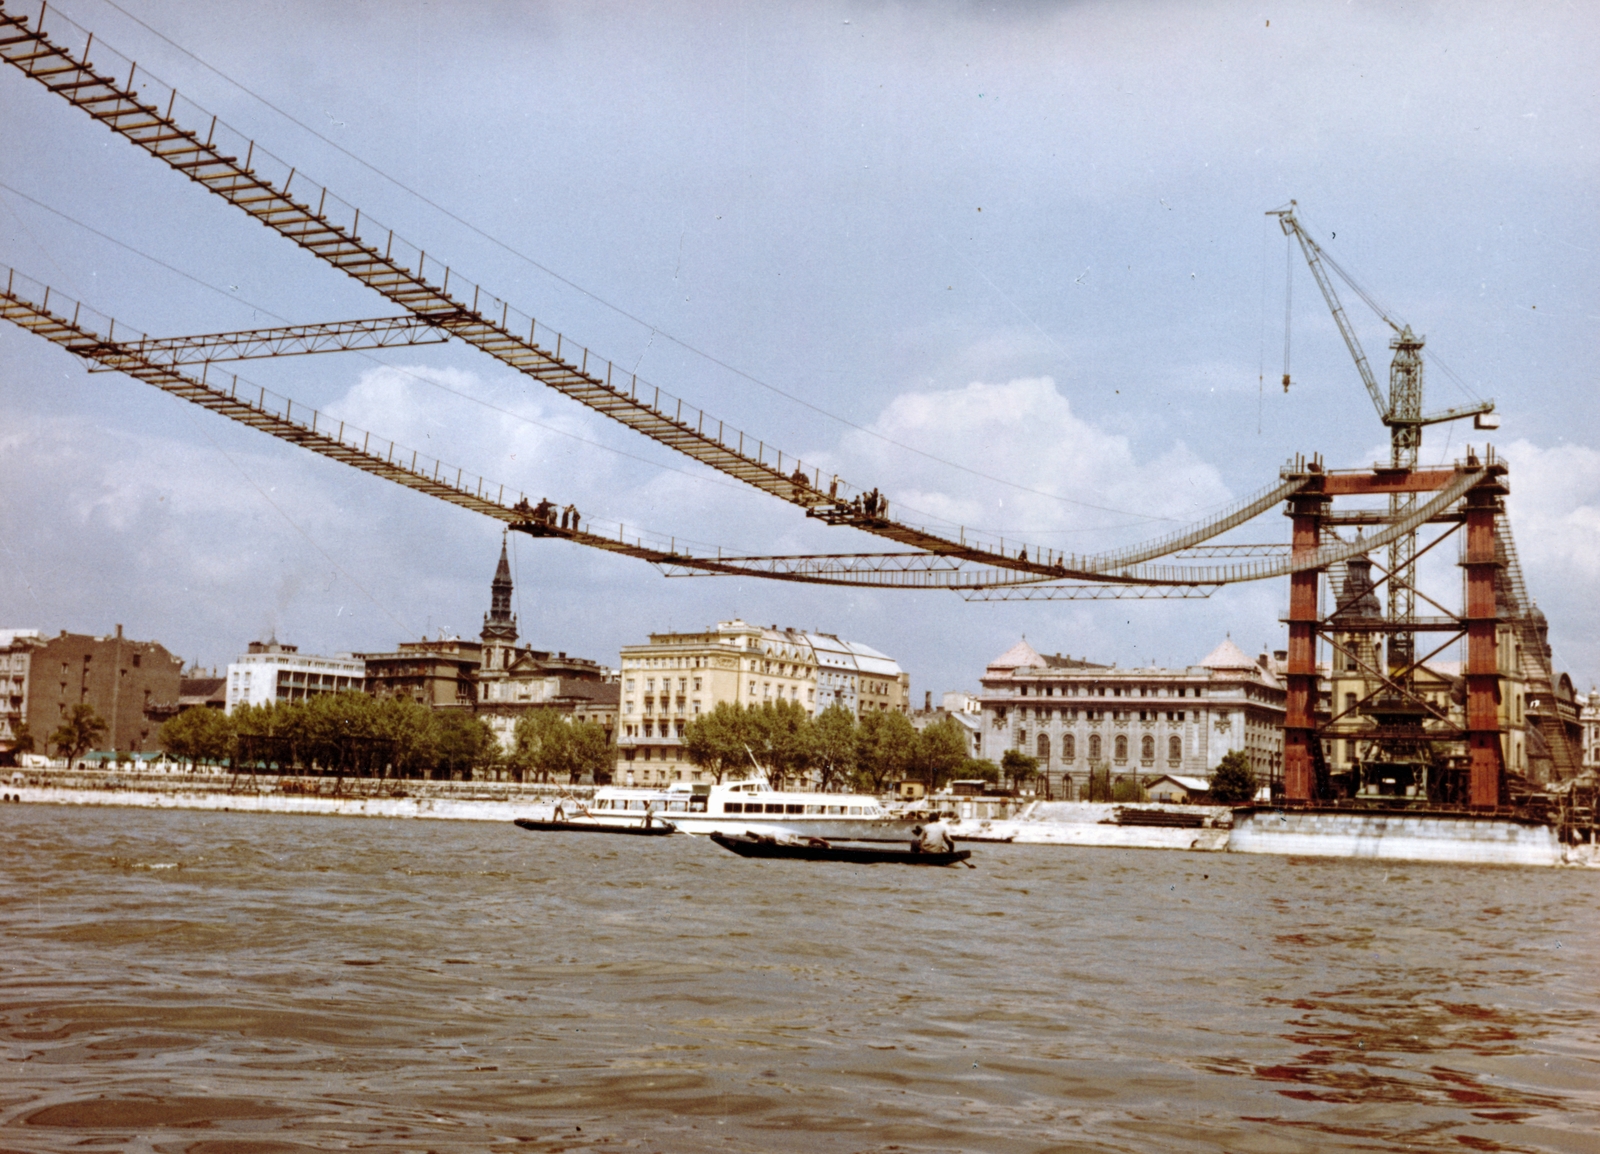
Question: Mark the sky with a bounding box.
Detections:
[2,0,1596,699]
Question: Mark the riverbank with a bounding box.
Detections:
[4,768,582,824]
[7,769,1596,866]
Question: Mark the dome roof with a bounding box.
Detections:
[988,638,1046,671]
[1200,636,1256,670]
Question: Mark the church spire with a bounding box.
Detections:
[482,535,518,645]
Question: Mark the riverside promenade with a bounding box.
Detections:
[5,766,583,824]
[7,767,1593,867]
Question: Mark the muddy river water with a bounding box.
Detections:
[1,804,1596,1153]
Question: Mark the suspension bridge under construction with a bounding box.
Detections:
[1,0,1586,816]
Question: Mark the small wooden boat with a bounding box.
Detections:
[709,831,972,866]
[513,817,676,836]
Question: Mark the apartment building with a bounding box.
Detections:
[615,619,909,785]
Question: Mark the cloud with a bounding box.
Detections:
[823,375,1233,551]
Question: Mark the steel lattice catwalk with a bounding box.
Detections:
[0,0,1060,579]
[6,3,1411,591]
[81,316,451,369]
[3,260,1491,594]
[0,8,1514,604]
[0,265,1237,596]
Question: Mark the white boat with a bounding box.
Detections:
[585,777,902,840]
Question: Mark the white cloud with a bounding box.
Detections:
[822,376,1233,555]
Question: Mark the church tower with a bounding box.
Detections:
[481,536,519,672]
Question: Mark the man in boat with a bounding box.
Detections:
[914,816,955,854]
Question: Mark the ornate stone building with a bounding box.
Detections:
[977,636,1285,799]
[614,620,909,786]
[470,538,617,757]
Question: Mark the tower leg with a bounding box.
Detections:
[1464,486,1505,808]
[1284,493,1325,803]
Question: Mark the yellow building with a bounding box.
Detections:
[614,619,909,785]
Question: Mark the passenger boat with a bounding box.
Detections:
[587,777,901,840]
[512,816,675,836]
[709,831,972,866]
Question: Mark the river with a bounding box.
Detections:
[2,804,1596,1152]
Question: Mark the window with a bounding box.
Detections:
[1064,734,1076,760]
[1114,735,1128,762]
[1141,735,1154,760]
[1037,734,1050,761]
[1169,735,1182,761]
[1089,734,1102,761]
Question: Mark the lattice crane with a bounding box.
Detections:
[1270,201,1497,687]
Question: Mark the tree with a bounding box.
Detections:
[561,719,615,784]
[370,696,437,778]
[11,721,34,755]
[50,704,107,762]
[911,717,970,792]
[958,757,1000,784]
[853,709,917,792]
[513,710,614,783]
[1084,761,1113,802]
[1111,776,1145,802]
[811,704,858,791]
[682,701,757,783]
[1001,749,1040,792]
[1209,749,1258,804]
[746,700,815,789]
[159,706,234,765]
[433,711,499,780]
[511,709,567,782]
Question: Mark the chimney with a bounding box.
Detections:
[116,624,124,639]
[925,690,932,711]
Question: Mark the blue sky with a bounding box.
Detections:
[2,0,1595,696]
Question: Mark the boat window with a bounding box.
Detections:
[848,806,862,814]
[805,805,819,814]
[827,805,842,815]
[785,804,803,814]
[668,801,686,811]
[724,802,743,813]
[766,803,784,814]
[690,799,707,812]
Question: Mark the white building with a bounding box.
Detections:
[977,636,1286,800]
[1,629,42,755]
[225,639,366,713]
[1582,688,1600,772]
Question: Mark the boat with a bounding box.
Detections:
[708,831,972,866]
[586,777,903,840]
[513,816,675,836]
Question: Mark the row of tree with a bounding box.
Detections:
[156,693,611,782]
[39,694,1261,800]
[680,701,1001,792]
